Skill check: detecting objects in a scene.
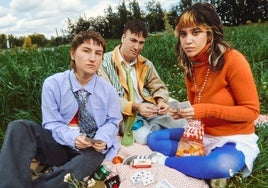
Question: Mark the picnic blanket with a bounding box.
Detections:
[104,137,209,188]
[105,114,268,188]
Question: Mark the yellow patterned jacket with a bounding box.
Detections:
[99,45,169,117]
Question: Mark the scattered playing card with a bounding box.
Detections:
[130,170,155,186]
[130,171,142,184]
[155,178,175,188]
[140,171,155,186]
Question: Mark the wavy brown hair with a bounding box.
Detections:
[175,2,231,80]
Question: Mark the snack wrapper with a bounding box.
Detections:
[176,120,205,156]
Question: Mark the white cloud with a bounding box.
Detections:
[10,0,41,11]
[0,0,180,39]
[0,14,16,28]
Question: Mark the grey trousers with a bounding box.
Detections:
[0,119,104,188]
[132,98,188,144]
[133,114,187,144]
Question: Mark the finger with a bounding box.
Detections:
[147,105,158,111]
[79,139,90,145]
[93,142,105,147]
[169,107,177,111]
[76,143,87,149]
[92,145,103,152]
[172,115,181,120]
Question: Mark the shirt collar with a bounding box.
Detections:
[117,47,137,66]
[70,69,97,94]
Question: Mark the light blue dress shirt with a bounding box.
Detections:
[41,69,122,160]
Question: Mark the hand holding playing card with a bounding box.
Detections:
[169,100,192,120]
[91,139,107,152]
[177,105,194,120]
[169,100,191,110]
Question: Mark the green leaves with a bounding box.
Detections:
[0,46,70,130]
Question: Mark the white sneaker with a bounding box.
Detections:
[148,152,166,164]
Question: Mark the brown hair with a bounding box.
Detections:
[175,2,231,80]
[70,31,106,70]
[123,19,148,38]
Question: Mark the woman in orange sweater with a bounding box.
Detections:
[146,2,260,179]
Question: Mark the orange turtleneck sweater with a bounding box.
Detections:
[185,48,260,136]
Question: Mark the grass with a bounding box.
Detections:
[0,23,267,187]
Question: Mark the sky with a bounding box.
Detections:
[0,0,179,39]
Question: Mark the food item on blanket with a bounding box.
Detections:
[132,159,152,168]
[176,120,205,156]
[112,156,123,164]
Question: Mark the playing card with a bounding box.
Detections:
[130,170,155,186]
[178,101,191,109]
[140,170,155,186]
[169,100,180,109]
[155,178,175,188]
[130,171,142,184]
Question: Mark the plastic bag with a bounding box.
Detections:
[176,120,205,156]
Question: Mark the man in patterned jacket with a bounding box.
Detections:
[99,19,186,146]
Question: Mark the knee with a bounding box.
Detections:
[7,119,38,134]
[8,119,26,126]
[7,119,25,130]
[209,151,245,178]
[147,132,158,150]
[147,132,155,144]
[220,154,245,177]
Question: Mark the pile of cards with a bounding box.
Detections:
[130,170,155,186]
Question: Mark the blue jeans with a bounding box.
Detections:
[0,120,104,188]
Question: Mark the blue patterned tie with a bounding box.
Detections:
[73,89,98,138]
[68,72,97,137]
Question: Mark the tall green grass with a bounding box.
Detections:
[0,23,267,187]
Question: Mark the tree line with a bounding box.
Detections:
[0,0,267,50]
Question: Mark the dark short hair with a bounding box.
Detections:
[71,31,106,53]
[123,19,148,38]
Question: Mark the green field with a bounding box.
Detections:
[0,23,267,187]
